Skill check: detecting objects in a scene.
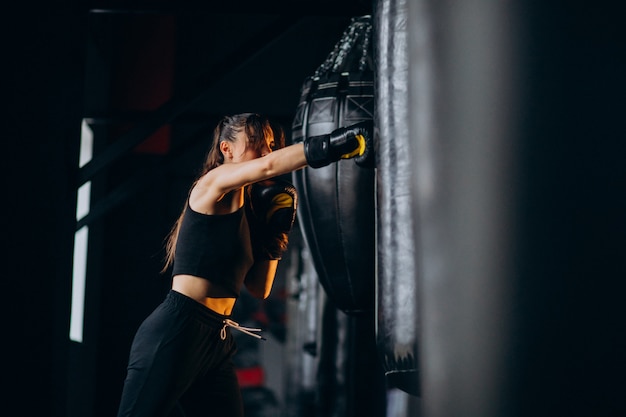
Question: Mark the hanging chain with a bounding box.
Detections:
[313,15,373,78]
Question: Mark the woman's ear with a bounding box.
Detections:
[220,141,232,160]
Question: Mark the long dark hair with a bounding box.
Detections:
[161,113,274,272]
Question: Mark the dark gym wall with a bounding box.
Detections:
[510,2,626,416]
[4,8,86,417]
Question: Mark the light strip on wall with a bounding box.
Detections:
[69,119,93,343]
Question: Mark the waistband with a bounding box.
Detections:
[166,289,265,340]
[166,289,231,326]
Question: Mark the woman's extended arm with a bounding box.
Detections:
[199,120,371,207]
[212,143,307,196]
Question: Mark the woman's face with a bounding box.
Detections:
[230,129,273,163]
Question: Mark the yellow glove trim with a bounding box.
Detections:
[266,193,294,222]
[340,134,366,159]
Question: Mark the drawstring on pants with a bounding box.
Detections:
[221,319,265,340]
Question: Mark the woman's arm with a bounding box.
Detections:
[243,178,297,299]
[212,143,307,196]
[189,143,306,214]
[197,120,371,209]
[244,260,279,299]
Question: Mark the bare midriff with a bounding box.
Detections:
[172,274,237,316]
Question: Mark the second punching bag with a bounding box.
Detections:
[291,16,375,316]
[374,0,420,396]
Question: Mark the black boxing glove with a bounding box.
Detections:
[303,120,373,168]
[245,178,298,260]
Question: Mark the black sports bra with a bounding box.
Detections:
[171,201,253,297]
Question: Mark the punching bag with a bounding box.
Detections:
[374,0,420,397]
[291,16,375,316]
[291,15,387,417]
[315,290,387,417]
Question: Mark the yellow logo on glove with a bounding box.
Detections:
[340,134,366,159]
[266,193,294,222]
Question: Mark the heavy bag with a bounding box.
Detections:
[374,0,420,396]
[291,16,375,315]
[316,292,387,417]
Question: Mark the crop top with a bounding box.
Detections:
[171,201,254,298]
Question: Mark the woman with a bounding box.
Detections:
[116,113,370,417]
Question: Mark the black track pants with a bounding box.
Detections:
[117,290,242,417]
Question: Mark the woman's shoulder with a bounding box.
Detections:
[190,173,244,215]
[188,176,216,214]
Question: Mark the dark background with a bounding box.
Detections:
[4,1,626,416]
